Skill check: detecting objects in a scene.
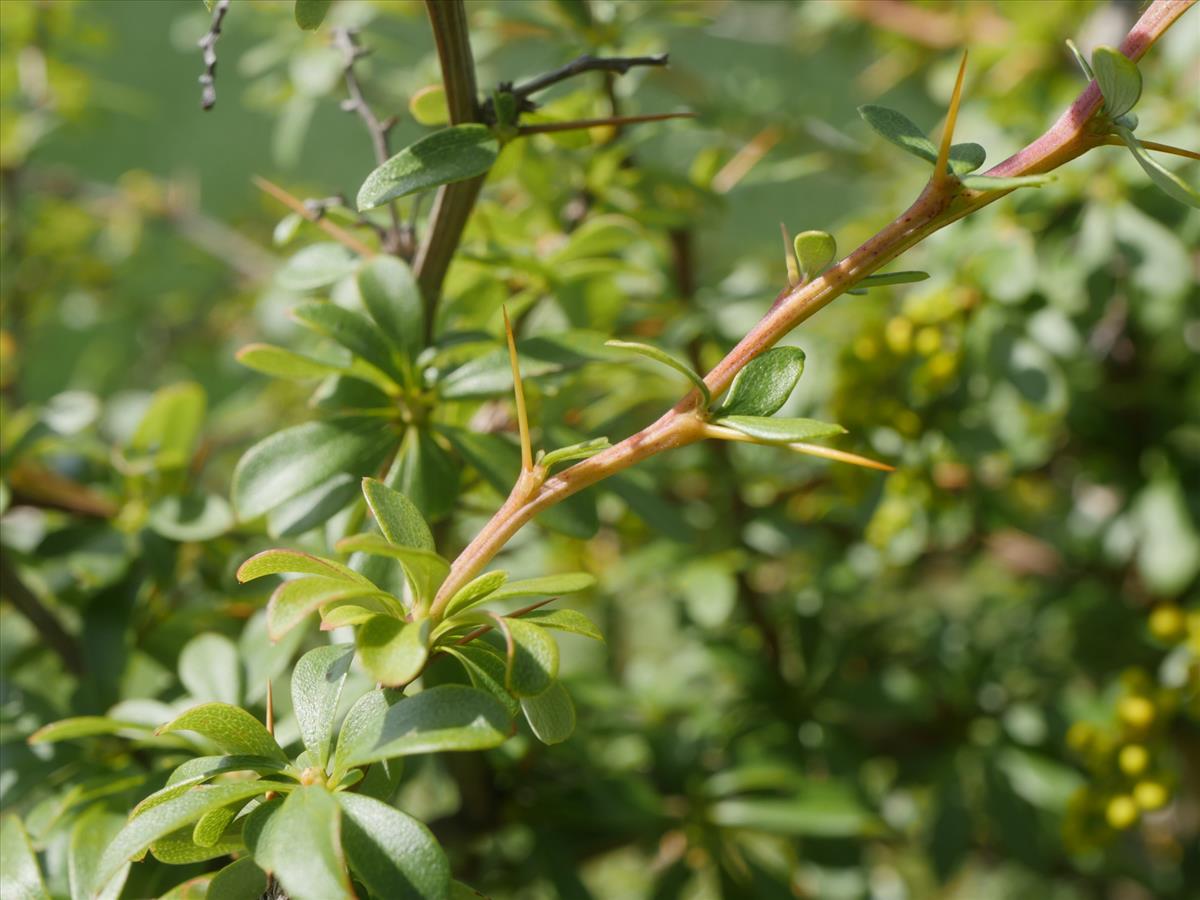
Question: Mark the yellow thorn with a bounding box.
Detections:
[785,441,895,472]
[935,50,969,183]
[781,223,799,287]
[503,307,533,472]
[265,680,275,736]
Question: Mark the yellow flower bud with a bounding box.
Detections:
[1117,744,1149,777]
[1148,605,1186,642]
[1105,795,1139,830]
[1118,695,1156,732]
[1133,780,1168,811]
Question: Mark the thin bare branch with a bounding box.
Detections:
[198,0,230,111]
[252,175,376,258]
[516,111,693,136]
[511,53,669,101]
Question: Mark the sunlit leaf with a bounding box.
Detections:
[358,125,499,211]
[337,793,451,900]
[717,346,806,417]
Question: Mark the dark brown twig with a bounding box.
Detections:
[197,0,230,111]
[1,558,84,675]
[331,27,407,255]
[511,53,669,100]
[517,111,693,136]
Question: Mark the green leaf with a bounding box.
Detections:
[357,125,499,211]
[521,680,576,745]
[331,690,390,781]
[1091,46,1142,118]
[539,437,610,469]
[233,418,396,520]
[443,570,508,618]
[335,534,449,604]
[147,492,234,542]
[274,211,304,246]
[124,382,205,472]
[792,230,836,281]
[151,818,246,863]
[2,815,49,900]
[207,858,268,900]
[947,142,987,175]
[294,0,333,31]
[69,808,126,900]
[389,428,460,522]
[858,270,930,288]
[192,803,241,848]
[1116,128,1200,208]
[336,686,511,768]
[357,617,430,687]
[179,633,241,705]
[166,755,288,787]
[95,782,294,892]
[157,703,286,762]
[236,343,348,381]
[604,340,710,405]
[267,473,360,539]
[494,617,559,697]
[716,415,846,443]
[961,174,1054,191]
[337,793,451,900]
[357,256,423,364]
[237,548,370,585]
[362,477,434,550]
[277,242,356,291]
[293,301,403,384]
[409,84,449,127]
[521,608,604,641]
[291,644,355,768]
[27,716,156,744]
[857,106,983,174]
[250,786,352,900]
[718,346,806,417]
[708,786,875,837]
[268,576,395,642]
[487,572,595,603]
[444,645,520,718]
[319,604,377,629]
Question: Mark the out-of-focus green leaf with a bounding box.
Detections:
[124,382,205,472]
[2,815,49,900]
[207,858,269,900]
[389,428,460,522]
[232,418,396,520]
[147,492,233,542]
[178,633,240,705]
[277,242,356,291]
[1116,128,1200,208]
[357,125,499,211]
[708,785,875,837]
[236,343,347,381]
[337,793,451,900]
[605,339,709,404]
[357,256,423,363]
[293,301,403,384]
[294,0,333,31]
[69,808,127,900]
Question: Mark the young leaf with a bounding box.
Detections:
[716,415,847,443]
[337,793,452,900]
[539,437,611,469]
[294,0,333,31]
[947,142,986,175]
[149,821,245,865]
[206,858,268,900]
[357,124,499,211]
[1091,46,1142,118]
[124,382,205,472]
[335,534,449,604]
[94,782,295,893]
[166,755,288,787]
[337,686,511,768]
[362,477,435,551]
[179,633,241,706]
[857,270,930,288]
[793,230,836,282]
[237,548,371,586]
[357,617,431,687]
[1,815,49,900]
[859,105,936,162]
[69,807,127,900]
[1065,39,1094,81]
[277,243,357,291]
[1116,128,1200,208]
[717,346,806,417]
[443,570,508,618]
[237,343,347,382]
[292,301,403,384]
[319,604,377,629]
[268,576,393,641]
[291,644,355,768]
[521,680,576,745]
[232,418,396,520]
[487,572,595,603]
[357,256,423,363]
[157,703,287,762]
[409,84,449,126]
[331,690,390,781]
[193,803,241,848]
[605,340,711,405]
[961,174,1054,191]
[521,608,604,642]
[250,786,353,900]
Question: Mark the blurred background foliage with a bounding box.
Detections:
[1,0,1198,898]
